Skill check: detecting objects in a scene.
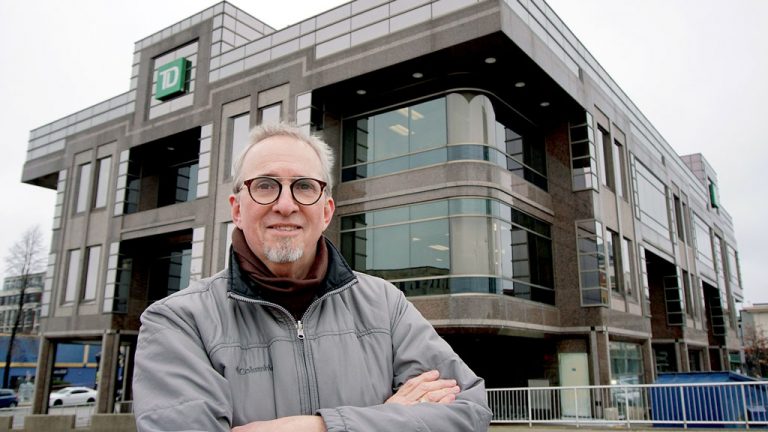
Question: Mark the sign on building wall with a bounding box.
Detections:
[155,58,190,100]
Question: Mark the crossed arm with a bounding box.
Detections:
[232,370,461,432]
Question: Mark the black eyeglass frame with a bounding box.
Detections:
[241,176,328,206]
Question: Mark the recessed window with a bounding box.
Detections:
[93,157,112,209]
[63,249,81,304]
[75,163,92,214]
[259,103,281,126]
[83,246,101,301]
[229,112,250,177]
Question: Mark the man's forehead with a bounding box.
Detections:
[244,136,321,172]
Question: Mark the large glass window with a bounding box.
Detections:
[610,341,644,384]
[340,198,554,304]
[692,213,713,269]
[83,246,101,301]
[634,160,670,238]
[342,93,547,189]
[75,162,92,213]
[93,157,112,209]
[576,220,608,306]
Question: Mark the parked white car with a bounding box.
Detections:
[48,387,98,406]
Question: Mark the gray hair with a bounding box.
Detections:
[231,123,335,196]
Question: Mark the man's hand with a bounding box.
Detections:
[232,415,326,432]
[385,370,461,405]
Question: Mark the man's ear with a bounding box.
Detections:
[229,194,242,228]
[322,196,335,230]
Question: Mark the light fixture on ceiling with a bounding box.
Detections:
[539,101,550,107]
[484,57,496,64]
[412,72,424,79]
[514,81,526,88]
[356,89,367,95]
[428,244,450,251]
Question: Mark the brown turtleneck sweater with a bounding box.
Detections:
[231,228,328,319]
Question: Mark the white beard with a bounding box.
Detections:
[264,239,303,263]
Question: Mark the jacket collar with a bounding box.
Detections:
[228,236,356,301]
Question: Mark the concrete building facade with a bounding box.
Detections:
[21,0,744,414]
[0,272,43,335]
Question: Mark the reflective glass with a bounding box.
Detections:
[76,163,92,213]
[94,157,111,209]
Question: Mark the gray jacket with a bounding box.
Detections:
[133,240,492,431]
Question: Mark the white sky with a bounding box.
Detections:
[1,1,765,304]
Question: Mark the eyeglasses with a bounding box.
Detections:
[242,176,328,206]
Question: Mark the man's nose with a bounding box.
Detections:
[271,185,299,214]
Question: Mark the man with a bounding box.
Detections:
[133,123,492,431]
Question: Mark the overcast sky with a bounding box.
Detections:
[1,1,765,304]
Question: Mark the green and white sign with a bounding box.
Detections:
[155,58,190,100]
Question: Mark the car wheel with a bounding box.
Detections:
[53,399,63,406]
[9,402,16,407]
[87,398,95,403]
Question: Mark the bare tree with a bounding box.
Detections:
[3,226,45,388]
[743,323,768,378]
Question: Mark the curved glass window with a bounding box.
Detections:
[342,93,547,190]
[340,198,554,305]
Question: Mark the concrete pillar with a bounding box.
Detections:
[678,341,690,372]
[31,337,55,414]
[642,338,655,383]
[96,330,120,413]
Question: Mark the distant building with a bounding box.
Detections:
[0,272,44,335]
[741,304,768,339]
[21,0,745,414]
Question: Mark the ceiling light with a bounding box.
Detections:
[356,89,367,95]
[539,101,550,107]
[412,72,423,79]
[428,244,450,251]
[388,124,410,136]
[484,57,496,64]
[514,81,526,88]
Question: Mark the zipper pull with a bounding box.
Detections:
[296,320,305,340]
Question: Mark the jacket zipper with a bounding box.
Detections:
[228,278,357,413]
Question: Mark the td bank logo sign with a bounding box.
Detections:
[154,58,191,101]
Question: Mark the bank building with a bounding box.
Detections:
[21,0,744,414]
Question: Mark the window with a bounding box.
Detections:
[577,220,608,306]
[259,103,281,125]
[682,270,694,319]
[340,198,554,304]
[64,249,81,303]
[726,246,741,288]
[124,128,200,213]
[75,162,92,213]
[634,160,670,238]
[610,342,644,384]
[229,112,250,177]
[607,230,620,294]
[93,157,112,209]
[569,111,598,191]
[342,93,547,189]
[673,195,685,242]
[83,246,101,301]
[597,127,614,190]
[692,213,713,269]
[612,139,627,198]
[621,237,635,299]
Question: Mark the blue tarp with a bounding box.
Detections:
[651,372,768,428]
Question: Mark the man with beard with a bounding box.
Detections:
[133,123,492,431]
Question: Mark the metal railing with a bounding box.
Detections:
[488,381,768,428]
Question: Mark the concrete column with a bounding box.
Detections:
[678,341,690,372]
[96,330,120,413]
[642,338,655,383]
[31,337,55,414]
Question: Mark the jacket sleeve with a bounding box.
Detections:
[317,287,493,431]
[133,301,232,432]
